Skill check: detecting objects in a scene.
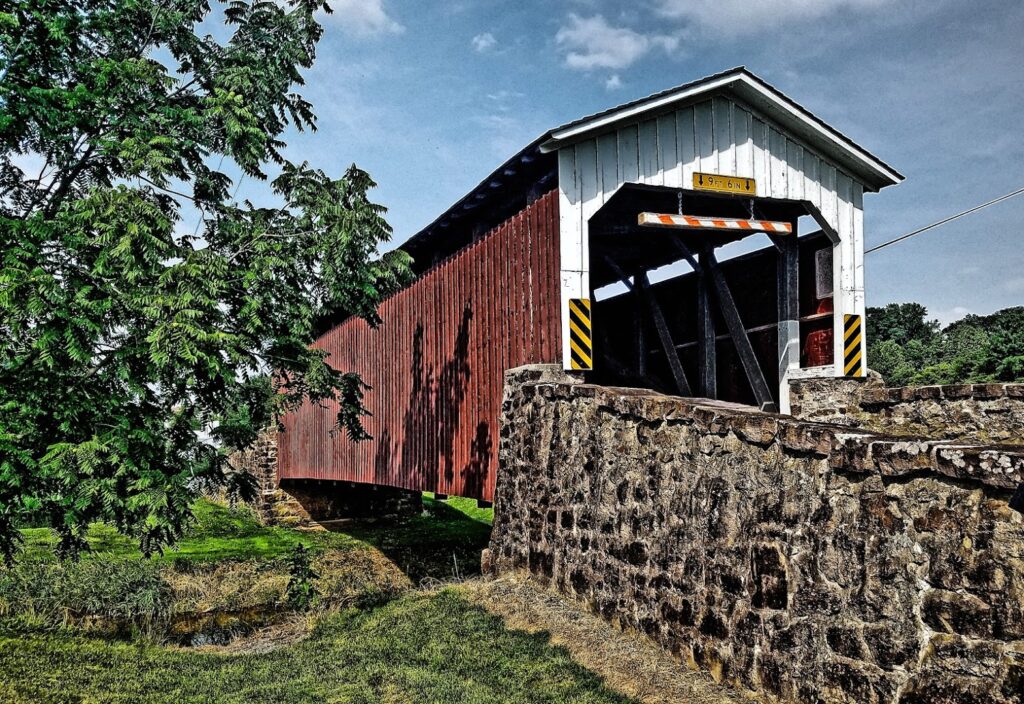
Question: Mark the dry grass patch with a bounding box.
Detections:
[461,575,760,704]
[165,561,289,615]
[314,547,413,606]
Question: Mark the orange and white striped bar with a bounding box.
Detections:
[638,212,793,234]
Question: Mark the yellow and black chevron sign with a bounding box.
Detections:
[844,314,864,377]
[568,298,593,371]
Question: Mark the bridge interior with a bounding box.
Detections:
[588,185,833,411]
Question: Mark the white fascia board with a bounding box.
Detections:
[730,75,904,190]
[541,72,903,192]
[541,73,740,149]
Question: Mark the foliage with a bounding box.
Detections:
[0,0,412,561]
[0,589,636,704]
[284,543,317,610]
[867,304,1024,385]
[866,302,940,349]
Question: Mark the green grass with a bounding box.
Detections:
[346,493,493,582]
[3,495,495,633]
[18,495,492,569]
[18,501,362,563]
[0,589,635,704]
[0,495,616,703]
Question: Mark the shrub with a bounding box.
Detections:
[0,558,172,631]
[285,544,319,611]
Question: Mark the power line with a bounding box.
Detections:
[865,185,1024,255]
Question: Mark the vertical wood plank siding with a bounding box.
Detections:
[277,190,562,501]
[557,96,868,373]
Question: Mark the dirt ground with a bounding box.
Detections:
[461,575,761,704]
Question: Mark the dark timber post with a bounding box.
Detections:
[632,280,647,377]
[697,248,717,398]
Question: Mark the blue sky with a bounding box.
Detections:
[253,0,1023,325]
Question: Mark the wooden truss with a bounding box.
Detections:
[603,216,799,413]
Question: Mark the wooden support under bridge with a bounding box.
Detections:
[592,200,802,413]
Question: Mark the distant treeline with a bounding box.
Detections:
[867,303,1024,386]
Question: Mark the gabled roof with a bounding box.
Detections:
[401,67,902,264]
[539,66,903,192]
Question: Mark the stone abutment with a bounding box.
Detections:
[485,365,1024,703]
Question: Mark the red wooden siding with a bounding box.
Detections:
[277,190,562,501]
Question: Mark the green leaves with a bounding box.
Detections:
[0,0,411,562]
[868,305,1024,385]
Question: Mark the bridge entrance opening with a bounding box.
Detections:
[587,184,835,412]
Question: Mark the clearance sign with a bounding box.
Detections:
[692,172,756,195]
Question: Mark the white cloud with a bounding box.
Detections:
[474,114,521,134]
[605,74,623,91]
[487,89,524,102]
[471,32,497,52]
[654,0,889,34]
[933,306,973,327]
[325,0,403,36]
[555,14,679,71]
[473,113,534,160]
[485,89,525,113]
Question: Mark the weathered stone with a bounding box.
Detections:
[777,419,834,455]
[793,378,1024,446]
[922,589,993,638]
[751,544,789,610]
[913,385,943,400]
[860,387,898,406]
[490,365,1024,704]
[869,439,937,476]
[932,445,1024,489]
[941,384,974,399]
[972,383,1006,399]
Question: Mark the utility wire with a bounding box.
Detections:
[866,185,1024,254]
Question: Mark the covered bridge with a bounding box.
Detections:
[277,67,903,503]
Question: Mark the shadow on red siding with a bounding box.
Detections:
[278,189,562,501]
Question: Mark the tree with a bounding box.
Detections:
[0,0,411,561]
[867,304,1024,386]
[967,307,1024,380]
[869,339,915,387]
[866,302,939,349]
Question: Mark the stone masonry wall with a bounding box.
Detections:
[791,377,1024,445]
[226,427,279,522]
[227,429,421,527]
[486,365,1024,704]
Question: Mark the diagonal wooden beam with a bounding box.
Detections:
[702,249,776,411]
[596,322,667,389]
[601,255,635,292]
[636,271,691,397]
[668,236,701,273]
[600,255,691,396]
[669,236,716,398]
